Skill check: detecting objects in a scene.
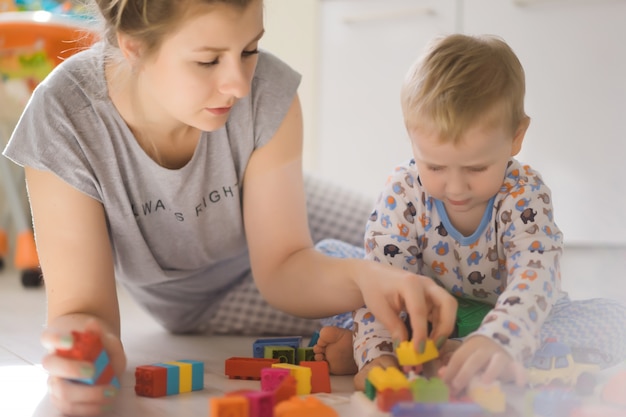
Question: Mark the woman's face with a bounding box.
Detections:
[137,0,264,132]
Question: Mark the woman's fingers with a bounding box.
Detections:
[48,376,117,417]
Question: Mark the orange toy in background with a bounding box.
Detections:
[0,11,97,286]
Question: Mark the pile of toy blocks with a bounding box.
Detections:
[213,335,336,416]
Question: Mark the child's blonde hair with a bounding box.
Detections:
[401,34,527,143]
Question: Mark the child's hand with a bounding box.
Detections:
[438,335,527,396]
[41,319,126,416]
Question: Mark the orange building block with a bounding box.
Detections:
[300,361,331,393]
[209,395,249,417]
[274,395,339,417]
[376,387,413,412]
[225,357,279,380]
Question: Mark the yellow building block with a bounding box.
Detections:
[165,361,193,393]
[271,363,312,395]
[367,366,409,391]
[396,340,439,366]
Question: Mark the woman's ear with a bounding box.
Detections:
[116,32,143,64]
[511,116,530,156]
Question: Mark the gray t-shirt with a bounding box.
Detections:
[3,42,301,332]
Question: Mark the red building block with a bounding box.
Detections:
[56,331,102,362]
[135,365,167,398]
[225,357,279,380]
[376,387,413,412]
[300,360,331,393]
[273,375,297,405]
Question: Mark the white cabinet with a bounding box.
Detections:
[315,0,626,245]
[315,0,458,200]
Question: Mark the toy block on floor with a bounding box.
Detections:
[410,377,449,403]
[396,340,439,366]
[274,395,339,417]
[243,390,275,417]
[273,374,297,405]
[299,360,331,393]
[296,347,315,363]
[225,357,279,380]
[376,387,413,412]
[135,365,167,398]
[264,346,296,364]
[391,401,486,416]
[272,363,312,395]
[210,395,249,417]
[253,336,302,358]
[135,359,204,397]
[261,367,291,391]
[55,330,120,389]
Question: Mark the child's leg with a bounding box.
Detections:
[538,295,626,368]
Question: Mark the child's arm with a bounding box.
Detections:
[244,96,455,344]
[26,167,126,416]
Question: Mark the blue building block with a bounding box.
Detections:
[252,337,302,358]
[154,363,180,395]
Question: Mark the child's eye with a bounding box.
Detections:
[197,58,219,67]
[428,166,444,172]
[468,167,488,173]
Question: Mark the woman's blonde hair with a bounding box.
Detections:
[401,34,527,143]
[93,0,254,58]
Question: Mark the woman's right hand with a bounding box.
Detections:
[41,319,126,416]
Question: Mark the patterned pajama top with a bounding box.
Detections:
[353,158,564,368]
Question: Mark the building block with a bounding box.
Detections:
[135,360,204,397]
[253,337,302,358]
[226,357,279,380]
[467,378,506,414]
[308,331,320,347]
[273,374,297,405]
[376,387,413,412]
[391,401,486,416]
[367,366,409,391]
[177,359,204,390]
[55,330,120,389]
[209,395,249,417]
[264,346,296,364]
[271,363,312,395]
[396,340,439,366]
[410,377,449,403]
[297,347,315,363]
[242,390,275,417]
[454,296,493,337]
[135,365,168,398]
[364,378,377,400]
[300,360,331,393]
[261,367,291,391]
[153,362,180,395]
[274,395,339,417]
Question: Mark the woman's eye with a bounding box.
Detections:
[242,49,259,58]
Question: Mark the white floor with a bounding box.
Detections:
[0,245,625,417]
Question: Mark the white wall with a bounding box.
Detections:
[261,0,319,171]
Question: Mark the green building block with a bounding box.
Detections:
[455,297,493,337]
[296,347,315,363]
[411,377,449,403]
[264,346,295,364]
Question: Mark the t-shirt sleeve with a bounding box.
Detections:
[249,50,301,148]
[2,78,102,201]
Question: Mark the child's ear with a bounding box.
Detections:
[511,116,530,156]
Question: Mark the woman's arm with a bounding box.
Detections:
[25,167,126,415]
[242,95,456,344]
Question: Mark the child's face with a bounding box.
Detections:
[136,0,264,132]
[409,109,525,216]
